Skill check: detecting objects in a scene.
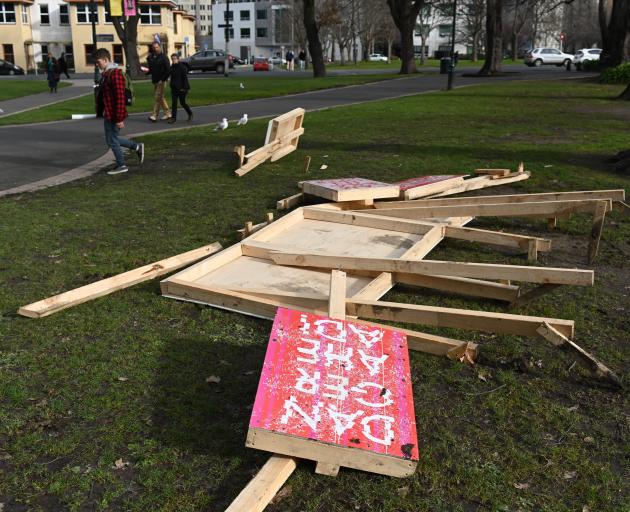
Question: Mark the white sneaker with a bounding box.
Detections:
[107,166,129,175]
[161,114,172,121]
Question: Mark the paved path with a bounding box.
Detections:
[0,79,94,118]
[0,67,588,196]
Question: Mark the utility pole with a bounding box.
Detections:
[89,0,98,84]
[223,0,231,77]
[447,0,457,91]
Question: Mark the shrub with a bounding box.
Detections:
[581,59,601,72]
[600,63,630,84]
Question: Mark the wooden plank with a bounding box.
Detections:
[394,175,466,200]
[374,190,625,210]
[315,462,340,477]
[443,225,551,252]
[475,168,511,177]
[536,322,621,388]
[264,249,595,286]
[225,454,297,512]
[328,270,347,320]
[277,192,304,211]
[301,178,400,202]
[402,226,445,260]
[361,200,610,220]
[426,172,530,198]
[247,308,419,477]
[348,299,575,338]
[235,127,305,177]
[18,243,223,319]
[587,200,607,264]
[351,272,394,301]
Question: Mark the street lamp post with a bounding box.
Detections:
[447,0,457,91]
[224,0,231,77]
[89,0,98,84]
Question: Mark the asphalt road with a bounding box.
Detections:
[0,66,588,195]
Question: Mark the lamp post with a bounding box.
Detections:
[89,0,98,84]
[447,0,457,91]
[224,0,231,77]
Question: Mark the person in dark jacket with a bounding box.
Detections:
[46,54,60,93]
[168,53,192,124]
[58,52,70,79]
[146,42,171,122]
[95,48,144,175]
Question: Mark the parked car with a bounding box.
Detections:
[253,58,270,72]
[229,54,247,65]
[573,48,602,70]
[180,50,234,73]
[368,53,388,62]
[269,55,286,66]
[0,59,25,75]
[524,48,574,67]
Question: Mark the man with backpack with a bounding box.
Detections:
[146,42,171,122]
[95,48,144,175]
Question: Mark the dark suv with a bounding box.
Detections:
[180,50,234,73]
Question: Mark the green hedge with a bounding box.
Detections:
[600,63,630,84]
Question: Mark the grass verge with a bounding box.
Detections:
[0,74,396,126]
[0,79,628,511]
[0,79,70,101]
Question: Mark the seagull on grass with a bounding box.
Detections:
[237,114,248,126]
[214,118,228,131]
[240,82,245,89]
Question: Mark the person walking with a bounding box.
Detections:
[168,53,193,124]
[298,49,306,70]
[146,42,171,122]
[95,48,145,175]
[286,49,295,71]
[58,52,70,79]
[46,53,60,93]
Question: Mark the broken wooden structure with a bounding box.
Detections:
[234,108,305,177]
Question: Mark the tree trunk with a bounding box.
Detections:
[479,0,503,75]
[420,35,426,64]
[303,0,326,77]
[387,0,424,74]
[512,31,517,61]
[600,0,630,67]
[387,38,394,62]
[472,34,478,61]
[112,17,141,79]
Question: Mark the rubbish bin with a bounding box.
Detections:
[440,57,451,74]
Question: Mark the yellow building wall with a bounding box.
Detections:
[68,4,195,73]
[0,4,34,70]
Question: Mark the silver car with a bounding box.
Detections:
[524,48,574,67]
[573,48,602,70]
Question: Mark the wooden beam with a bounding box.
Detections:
[443,225,551,252]
[403,226,445,260]
[373,190,626,209]
[19,243,223,318]
[475,168,511,177]
[362,200,611,220]
[328,270,347,320]
[225,454,298,512]
[263,249,594,286]
[426,172,530,197]
[235,127,305,177]
[277,192,304,211]
[587,201,607,264]
[536,322,621,388]
[347,299,575,338]
[394,273,520,302]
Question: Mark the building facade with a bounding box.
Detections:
[0,0,195,72]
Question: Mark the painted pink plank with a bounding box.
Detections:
[395,175,467,191]
[250,308,419,461]
[303,177,395,191]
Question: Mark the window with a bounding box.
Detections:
[77,4,98,23]
[39,4,49,24]
[59,4,69,24]
[84,43,95,65]
[3,44,14,63]
[240,9,249,20]
[200,24,206,31]
[438,24,452,37]
[0,2,16,23]
[21,4,27,23]
[240,27,250,38]
[199,4,204,9]
[104,3,112,23]
[256,8,266,20]
[200,14,205,19]
[256,27,267,38]
[223,9,233,20]
[140,5,161,24]
[41,44,48,56]
[113,44,123,64]
[173,12,177,33]
[414,23,430,36]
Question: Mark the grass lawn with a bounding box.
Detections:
[325,59,484,70]
[1,79,629,511]
[0,79,70,101]
[0,73,395,126]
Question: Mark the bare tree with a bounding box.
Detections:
[416,3,443,63]
[387,0,426,73]
[459,0,485,60]
[503,0,529,60]
[357,0,383,59]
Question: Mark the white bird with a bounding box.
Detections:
[214,118,228,131]
[239,82,245,89]
[237,114,248,126]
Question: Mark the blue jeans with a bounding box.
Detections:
[104,120,138,167]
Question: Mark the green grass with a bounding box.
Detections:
[1,79,629,511]
[325,58,483,70]
[0,74,396,126]
[0,79,70,101]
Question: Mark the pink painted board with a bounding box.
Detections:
[304,178,394,191]
[301,178,400,201]
[250,307,419,462]
[395,175,467,191]
[123,0,136,16]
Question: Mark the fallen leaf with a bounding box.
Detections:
[514,482,530,490]
[583,436,594,444]
[319,164,328,170]
[567,405,579,412]
[397,485,410,497]
[535,359,543,369]
[206,375,221,384]
[117,376,129,382]
[243,370,255,375]
[477,371,489,382]
[563,470,577,480]
[113,458,129,470]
